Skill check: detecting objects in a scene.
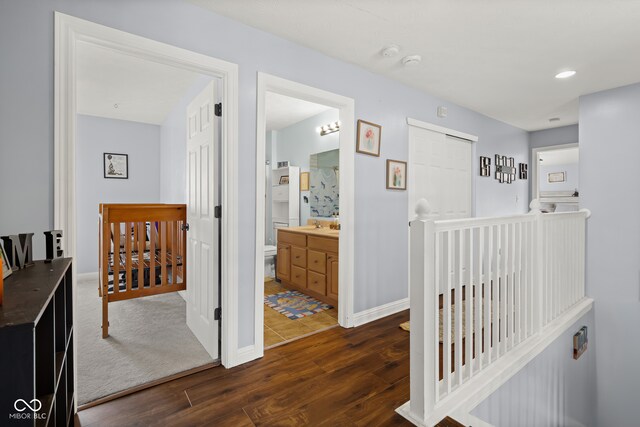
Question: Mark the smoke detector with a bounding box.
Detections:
[402,55,422,67]
[381,45,400,58]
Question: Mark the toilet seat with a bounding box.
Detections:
[264,245,277,257]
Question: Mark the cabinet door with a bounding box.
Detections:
[327,254,339,301]
[277,243,291,282]
[308,249,327,274]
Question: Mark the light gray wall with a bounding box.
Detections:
[579,82,640,427]
[472,311,596,427]
[159,75,214,204]
[75,115,161,274]
[539,162,579,193]
[530,124,579,149]
[273,109,340,227]
[0,0,529,347]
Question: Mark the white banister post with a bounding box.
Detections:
[409,199,436,422]
[529,199,544,332]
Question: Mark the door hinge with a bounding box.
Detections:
[181,223,190,231]
[214,307,222,321]
[215,103,222,117]
[214,205,222,219]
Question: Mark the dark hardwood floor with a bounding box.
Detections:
[76,310,413,426]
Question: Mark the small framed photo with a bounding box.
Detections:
[1,244,12,279]
[300,172,310,191]
[548,172,565,183]
[386,159,407,190]
[104,153,128,179]
[356,120,382,157]
[279,175,290,185]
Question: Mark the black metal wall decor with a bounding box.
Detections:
[480,156,491,177]
[495,155,516,184]
[1,230,64,270]
[519,163,528,180]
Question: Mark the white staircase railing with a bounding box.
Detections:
[398,199,591,426]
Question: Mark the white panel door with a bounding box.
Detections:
[186,81,219,359]
[409,126,472,221]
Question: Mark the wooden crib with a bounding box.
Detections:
[98,204,187,338]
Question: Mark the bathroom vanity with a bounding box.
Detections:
[276,226,339,306]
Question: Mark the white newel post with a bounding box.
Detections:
[529,199,544,332]
[409,199,436,422]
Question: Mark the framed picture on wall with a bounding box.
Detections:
[386,159,407,190]
[104,153,128,179]
[300,172,310,191]
[279,175,289,185]
[356,120,382,156]
[548,172,565,183]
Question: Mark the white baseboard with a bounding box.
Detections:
[77,271,99,281]
[352,298,409,327]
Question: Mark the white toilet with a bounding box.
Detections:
[264,244,277,280]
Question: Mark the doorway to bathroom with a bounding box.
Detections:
[255,73,355,354]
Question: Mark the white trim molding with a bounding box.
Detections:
[254,73,356,362]
[76,272,99,281]
[352,298,409,327]
[406,117,479,142]
[54,13,240,372]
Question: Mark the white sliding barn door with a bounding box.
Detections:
[186,81,219,359]
[408,125,472,221]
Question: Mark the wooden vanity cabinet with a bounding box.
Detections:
[276,229,338,306]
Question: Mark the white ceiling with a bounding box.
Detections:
[191,0,640,131]
[76,41,203,125]
[266,92,333,131]
[539,147,579,166]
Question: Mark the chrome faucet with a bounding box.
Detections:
[314,220,322,229]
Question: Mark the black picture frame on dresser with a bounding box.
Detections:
[0,259,75,427]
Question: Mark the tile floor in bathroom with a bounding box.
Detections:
[264,279,339,348]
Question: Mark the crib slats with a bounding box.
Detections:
[125,222,133,292]
[113,224,120,294]
[172,221,178,285]
[149,222,156,287]
[161,221,167,285]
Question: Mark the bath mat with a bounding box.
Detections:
[264,290,332,319]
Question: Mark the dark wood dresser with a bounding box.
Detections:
[0,259,75,426]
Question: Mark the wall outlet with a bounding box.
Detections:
[573,326,588,360]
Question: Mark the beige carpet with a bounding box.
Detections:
[77,277,213,405]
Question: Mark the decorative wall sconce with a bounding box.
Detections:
[495,155,516,184]
[480,156,491,177]
[519,163,528,179]
[317,121,341,136]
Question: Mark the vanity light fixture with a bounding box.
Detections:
[555,70,576,79]
[318,120,341,136]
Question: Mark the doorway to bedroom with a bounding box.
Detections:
[72,38,219,407]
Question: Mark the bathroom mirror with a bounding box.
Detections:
[309,149,339,217]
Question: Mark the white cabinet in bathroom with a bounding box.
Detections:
[271,166,300,234]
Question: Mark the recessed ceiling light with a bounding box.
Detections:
[381,45,400,58]
[555,70,576,79]
[549,117,560,122]
[402,55,421,67]
[113,103,119,109]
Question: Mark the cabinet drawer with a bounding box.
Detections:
[272,185,288,201]
[278,230,307,247]
[291,246,307,268]
[291,265,307,288]
[308,250,326,274]
[307,270,326,295]
[308,236,338,254]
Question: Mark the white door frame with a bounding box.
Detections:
[531,142,579,202]
[254,73,355,356]
[54,13,241,389]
